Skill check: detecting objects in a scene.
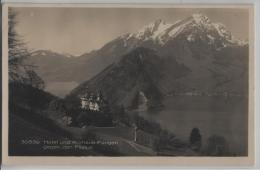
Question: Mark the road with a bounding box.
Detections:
[59,124,157,156]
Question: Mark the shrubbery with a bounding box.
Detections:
[205,135,229,156]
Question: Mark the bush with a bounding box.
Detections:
[205,135,229,156]
[189,128,202,151]
[76,110,113,127]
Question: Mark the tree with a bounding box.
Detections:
[48,99,66,113]
[64,95,81,116]
[9,8,28,81]
[206,135,229,156]
[25,70,45,89]
[8,8,44,89]
[189,128,202,151]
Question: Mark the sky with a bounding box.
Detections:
[13,7,249,56]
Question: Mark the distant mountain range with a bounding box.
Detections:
[28,13,249,101]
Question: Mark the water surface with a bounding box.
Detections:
[45,81,79,97]
[138,96,248,155]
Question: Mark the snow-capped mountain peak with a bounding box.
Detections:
[191,13,211,25]
[31,50,75,58]
[134,19,172,41]
[121,13,247,47]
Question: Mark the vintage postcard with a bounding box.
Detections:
[2,3,255,166]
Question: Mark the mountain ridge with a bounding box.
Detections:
[27,13,248,98]
[119,13,247,48]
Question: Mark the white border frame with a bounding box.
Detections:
[1,2,256,167]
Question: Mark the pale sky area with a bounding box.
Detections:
[13,7,249,56]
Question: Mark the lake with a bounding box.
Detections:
[45,81,79,98]
[138,95,248,156]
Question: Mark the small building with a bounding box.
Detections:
[79,90,103,112]
[80,96,90,109]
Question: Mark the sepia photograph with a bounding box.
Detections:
[1,3,255,165]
